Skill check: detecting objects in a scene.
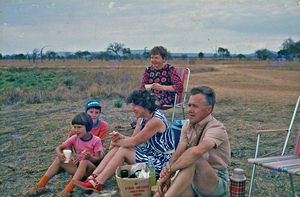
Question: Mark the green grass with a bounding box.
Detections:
[0,68,74,91]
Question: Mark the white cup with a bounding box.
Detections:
[63,149,72,163]
[145,84,152,90]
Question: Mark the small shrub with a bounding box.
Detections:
[113,99,124,108]
[54,99,60,105]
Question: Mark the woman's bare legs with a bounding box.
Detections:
[95,147,136,184]
[92,146,119,175]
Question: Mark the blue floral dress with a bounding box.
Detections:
[134,110,175,174]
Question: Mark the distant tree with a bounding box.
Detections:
[218,47,231,59]
[277,49,290,60]
[92,51,114,60]
[74,50,90,59]
[212,53,218,61]
[122,48,132,59]
[255,49,274,60]
[236,54,246,60]
[75,51,83,59]
[224,49,231,58]
[81,51,91,60]
[293,41,300,58]
[198,52,204,59]
[278,38,300,60]
[46,51,56,61]
[217,47,225,59]
[143,51,151,59]
[107,42,124,59]
[282,38,295,50]
[32,48,39,63]
[0,53,2,59]
[15,53,26,59]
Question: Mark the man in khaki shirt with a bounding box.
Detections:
[155,86,231,197]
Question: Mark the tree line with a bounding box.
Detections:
[1,38,299,62]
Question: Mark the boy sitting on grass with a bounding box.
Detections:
[26,112,103,197]
[69,99,109,147]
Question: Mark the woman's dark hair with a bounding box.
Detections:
[71,112,93,132]
[190,86,216,112]
[126,89,157,113]
[150,46,168,59]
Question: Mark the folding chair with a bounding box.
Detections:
[248,96,300,197]
[162,67,190,122]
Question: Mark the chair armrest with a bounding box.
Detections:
[255,129,288,134]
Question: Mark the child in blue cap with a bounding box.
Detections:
[69,99,109,146]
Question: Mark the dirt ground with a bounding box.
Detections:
[0,59,300,196]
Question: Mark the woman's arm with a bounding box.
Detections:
[151,83,176,92]
[114,117,165,148]
[109,118,143,144]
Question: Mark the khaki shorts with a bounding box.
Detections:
[191,168,229,197]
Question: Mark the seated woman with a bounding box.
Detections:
[75,89,176,192]
[140,46,183,107]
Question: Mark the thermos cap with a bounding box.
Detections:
[230,168,246,182]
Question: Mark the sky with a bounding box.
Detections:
[0,0,300,55]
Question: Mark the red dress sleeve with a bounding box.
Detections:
[169,66,183,93]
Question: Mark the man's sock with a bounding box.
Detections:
[37,175,50,187]
[65,179,75,192]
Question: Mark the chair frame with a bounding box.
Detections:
[248,96,300,197]
[162,67,190,122]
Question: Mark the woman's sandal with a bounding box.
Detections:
[87,173,97,180]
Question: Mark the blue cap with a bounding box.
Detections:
[85,99,101,112]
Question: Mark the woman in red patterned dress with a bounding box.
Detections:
[140,46,183,107]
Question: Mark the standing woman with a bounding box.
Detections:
[75,90,176,192]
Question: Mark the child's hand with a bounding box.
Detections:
[109,131,121,142]
[81,150,91,160]
[70,154,78,164]
[58,152,66,162]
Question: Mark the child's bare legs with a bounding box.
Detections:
[44,156,77,178]
[91,146,119,176]
[73,160,96,180]
[96,147,136,184]
[27,157,77,195]
[57,160,96,196]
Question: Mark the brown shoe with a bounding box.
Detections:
[26,185,46,195]
[56,189,70,197]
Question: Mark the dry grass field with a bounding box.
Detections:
[0,59,300,196]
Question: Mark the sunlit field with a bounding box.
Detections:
[0,59,300,196]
